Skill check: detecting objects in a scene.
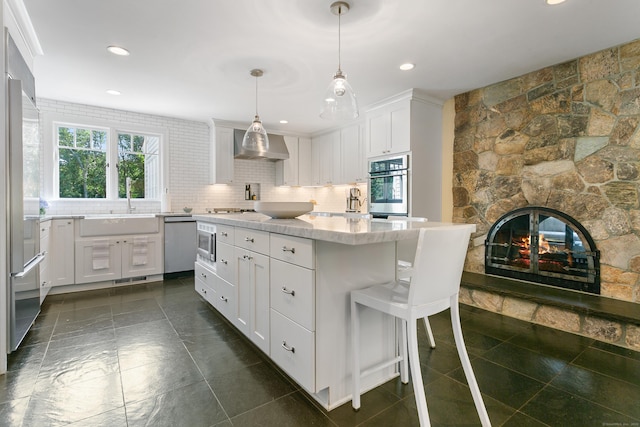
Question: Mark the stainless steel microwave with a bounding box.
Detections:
[196,222,216,263]
[368,155,409,218]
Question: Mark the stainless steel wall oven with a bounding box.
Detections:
[368,155,409,218]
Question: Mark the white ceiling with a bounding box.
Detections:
[23,0,640,135]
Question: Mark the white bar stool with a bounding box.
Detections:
[394,216,436,348]
[350,225,491,427]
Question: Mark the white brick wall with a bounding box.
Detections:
[38,98,366,215]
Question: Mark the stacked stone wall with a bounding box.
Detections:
[454,39,640,304]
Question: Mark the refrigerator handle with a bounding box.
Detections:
[12,252,45,278]
[8,78,25,273]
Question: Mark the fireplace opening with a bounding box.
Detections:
[485,207,600,294]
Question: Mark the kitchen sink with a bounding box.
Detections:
[79,215,159,236]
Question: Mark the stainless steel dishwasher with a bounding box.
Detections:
[164,215,197,274]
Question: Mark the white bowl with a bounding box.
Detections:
[254,201,314,219]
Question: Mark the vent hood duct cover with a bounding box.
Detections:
[234,129,289,161]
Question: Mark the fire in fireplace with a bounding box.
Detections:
[485,207,600,294]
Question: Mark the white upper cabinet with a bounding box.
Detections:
[275,136,300,186]
[210,123,234,184]
[297,137,312,187]
[340,123,367,184]
[311,131,340,186]
[366,99,411,158]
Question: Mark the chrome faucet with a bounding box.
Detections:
[126,177,135,213]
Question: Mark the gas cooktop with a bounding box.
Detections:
[210,208,256,214]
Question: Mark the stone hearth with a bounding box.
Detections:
[452,38,640,350]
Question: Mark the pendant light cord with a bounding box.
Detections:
[255,74,258,117]
[337,5,342,72]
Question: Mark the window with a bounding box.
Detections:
[55,122,163,200]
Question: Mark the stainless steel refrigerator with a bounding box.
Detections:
[6,31,42,352]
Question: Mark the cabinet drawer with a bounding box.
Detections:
[270,259,315,331]
[270,234,315,269]
[213,274,236,323]
[40,220,52,239]
[195,274,216,306]
[216,224,234,245]
[270,309,315,392]
[195,261,216,289]
[235,228,269,255]
[216,242,236,284]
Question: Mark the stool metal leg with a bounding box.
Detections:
[407,316,431,426]
[424,317,436,349]
[351,297,361,410]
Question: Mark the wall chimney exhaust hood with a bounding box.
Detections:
[234,129,289,161]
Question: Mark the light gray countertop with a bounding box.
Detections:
[192,213,475,245]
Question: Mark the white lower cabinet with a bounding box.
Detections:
[234,246,270,355]
[270,309,315,392]
[50,219,75,287]
[75,234,162,284]
[39,220,52,303]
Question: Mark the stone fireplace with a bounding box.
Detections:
[485,206,600,293]
[452,38,640,350]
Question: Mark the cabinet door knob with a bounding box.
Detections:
[281,286,295,296]
[281,341,295,353]
[244,237,254,243]
[281,246,295,254]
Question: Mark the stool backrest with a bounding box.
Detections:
[408,225,473,306]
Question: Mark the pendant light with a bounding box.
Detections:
[320,1,359,120]
[242,69,269,152]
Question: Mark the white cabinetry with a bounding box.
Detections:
[234,228,270,354]
[39,220,52,303]
[366,90,444,220]
[340,123,367,184]
[275,136,300,186]
[269,234,316,392]
[75,234,162,284]
[311,131,341,186]
[297,137,312,187]
[366,100,411,157]
[210,123,234,184]
[50,219,75,287]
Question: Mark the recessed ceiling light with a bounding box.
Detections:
[107,45,130,56]
[399,63,415,71]
[279,120,289,124]
[106,89,121,95]
[546,0,566,5]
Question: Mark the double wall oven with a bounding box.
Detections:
[368,155,409,218]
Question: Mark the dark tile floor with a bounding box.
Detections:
[1,275,639,426]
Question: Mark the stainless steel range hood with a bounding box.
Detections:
[233,129,289,161]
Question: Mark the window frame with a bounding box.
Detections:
[42,113,169,203]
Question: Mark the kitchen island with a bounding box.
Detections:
[193,213,475,410]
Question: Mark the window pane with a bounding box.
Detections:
[58,127,75,147]
[133,135,145,152]
[118,153,145,198]
[59,148,107,198]
[118,133,131,153]
[92,130,107,150]
[76,128,91,148]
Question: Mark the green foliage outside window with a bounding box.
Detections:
[58,126,107,198]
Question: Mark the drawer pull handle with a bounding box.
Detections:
[220,231,228,237]
[282,341,295,353]
[220,296,228,302]
[281,287,295,296]
[201,272,207,278]
[219,259,228,265]
[244,237,254,243]
[282,246,295,254]
[243,255,253,260]
[201,288,206,294]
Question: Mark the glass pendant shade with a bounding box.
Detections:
[242,115,269,153]
[320,69,359,120]
[242,69,269,152]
